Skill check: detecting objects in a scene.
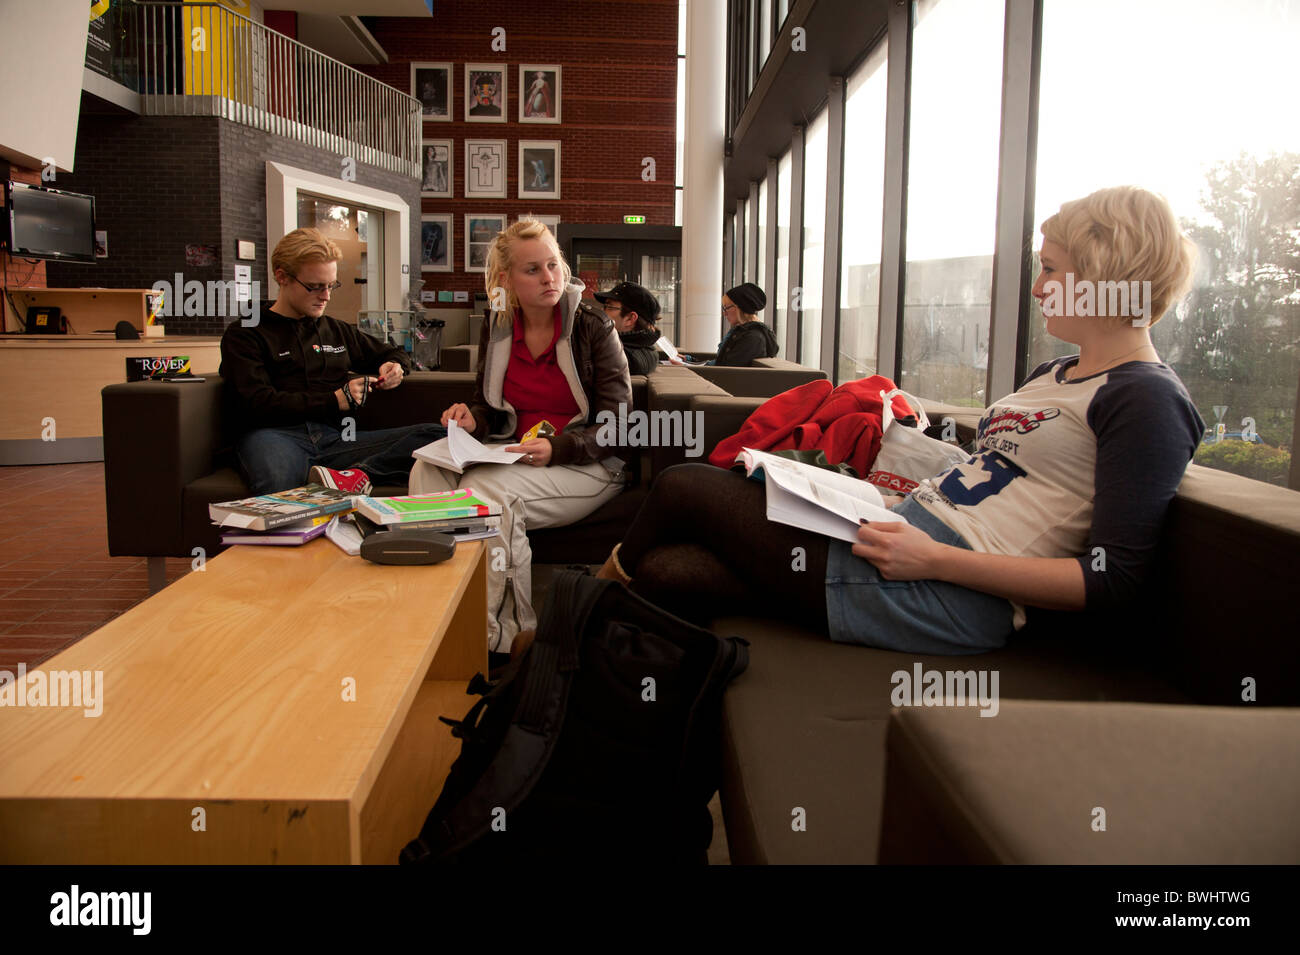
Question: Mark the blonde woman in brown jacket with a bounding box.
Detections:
[410,220,632,653]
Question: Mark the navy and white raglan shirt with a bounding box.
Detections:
[910,357,1204,628]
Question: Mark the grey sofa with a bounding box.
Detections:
[99,361,824,586]
[688,391,1300,863]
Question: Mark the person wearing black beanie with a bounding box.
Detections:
[708,282,780,366]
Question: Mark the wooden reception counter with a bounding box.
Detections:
[0,335,222,465]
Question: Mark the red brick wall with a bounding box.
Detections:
[1,165,48,332]
[359,0,678,290]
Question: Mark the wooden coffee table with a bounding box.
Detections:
[0,537,487,864]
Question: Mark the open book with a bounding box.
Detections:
[736,448,905,543]
[413,420,525,474]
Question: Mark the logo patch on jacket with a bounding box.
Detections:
[312,343,346,354]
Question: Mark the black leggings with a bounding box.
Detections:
[619,463,830,630]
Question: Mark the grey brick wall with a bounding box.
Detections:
[46,116,223,333]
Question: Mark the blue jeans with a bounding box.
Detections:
[824,495,1016,655]
[236,421,447,494]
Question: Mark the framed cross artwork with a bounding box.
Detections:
[465,214,507,273]
[518,141,560,200]
[464,63,506,123]
[411,62,452,121]
[464,139,507,199]
[519,65,561,123]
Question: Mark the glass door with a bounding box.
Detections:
[573,241,632,301]
[296,193,385,324]
[640,252,680,345]
[571,236,682,343]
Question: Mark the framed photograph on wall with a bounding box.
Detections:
[464,139,507,198]
[421,214,453,272]
[518,65,561,123]
[518,213,561,234]
[420,139,452,197]
[464,63,506,123]
[518,141,560,200]
[465,214,507,273]
[411,62,452,121]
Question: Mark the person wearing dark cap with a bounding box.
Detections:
[710,282,780,366]
[594,281,662,376]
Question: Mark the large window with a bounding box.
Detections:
[901,0,1004,406]
[775,147,792,355]
[800,108,828,365]
[837,39,888,384]
[724,212,736,290]
[740,196,751,283]
[1031,0,1299,487]
[756,176,768,301]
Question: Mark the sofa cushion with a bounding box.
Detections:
[1148,464,1300,706]
[711,615,1188,865]
[183,467,252,556]
[352,372,477,430]
[529,486,647,565]
[690,361,826,398]
[645,368,731,476]
[440,345,478,373]
[878,700,1300,863]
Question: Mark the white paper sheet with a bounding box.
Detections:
[656,335,681,362]
[739,447,904,543]
[447,419,523,466]
[447,528,500,542]
[324,515,363,555]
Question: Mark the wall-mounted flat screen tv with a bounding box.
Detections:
[6,181,96,264]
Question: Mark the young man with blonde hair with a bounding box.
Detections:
[220,227,444,494]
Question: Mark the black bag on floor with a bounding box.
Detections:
[399,570,749,864]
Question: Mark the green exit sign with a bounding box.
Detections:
[623,215,646,224]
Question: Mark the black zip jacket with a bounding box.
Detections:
[219,302,410,436]
[619,326,660,376]
[714,320,780,367]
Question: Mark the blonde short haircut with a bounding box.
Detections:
[485,219,571,326]
[271,227,343,277]
[1041,186,1194,326]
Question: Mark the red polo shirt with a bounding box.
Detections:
[503,307,580,441]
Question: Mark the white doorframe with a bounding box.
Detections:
[265,161,410,309]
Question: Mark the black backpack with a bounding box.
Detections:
[399,570,750,864]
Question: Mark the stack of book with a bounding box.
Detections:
[353,489,501,535]
[209,484,356,546]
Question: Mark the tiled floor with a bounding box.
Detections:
[0,462,191,672]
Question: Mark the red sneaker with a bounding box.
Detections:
[308,466,372,496]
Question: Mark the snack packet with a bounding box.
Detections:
[521,419,557,442]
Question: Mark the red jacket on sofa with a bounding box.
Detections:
[708,375,915,476]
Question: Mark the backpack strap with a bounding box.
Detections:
[514,570,608,732]
[676,635,750,779]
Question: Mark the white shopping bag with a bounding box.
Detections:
[867,388,970,494]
